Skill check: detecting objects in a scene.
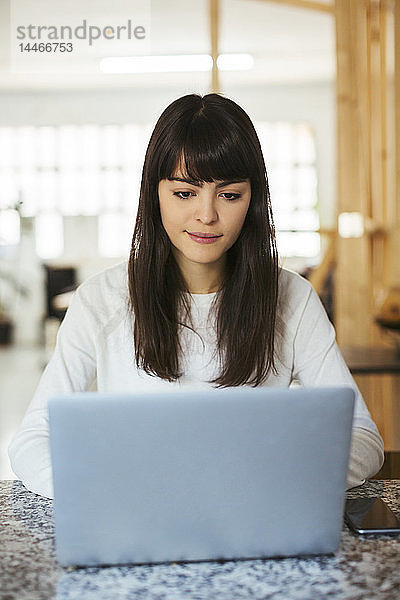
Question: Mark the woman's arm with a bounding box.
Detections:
[8,285,97,498]
[348,428,384,488]
[291,280,384,489]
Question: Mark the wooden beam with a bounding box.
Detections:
[369,1,388,304]
[395,0,400,225]
[335,0,373,346]
[386,0,400,287]
[209,0,220,93]
[254,0,334,14]
[335,0,399,451]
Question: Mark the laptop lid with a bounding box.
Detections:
[48,386,355,566]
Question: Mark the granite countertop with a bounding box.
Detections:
[1,479,400,600]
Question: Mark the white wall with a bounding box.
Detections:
[0,83,335,343]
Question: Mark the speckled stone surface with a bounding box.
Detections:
[1,480,400,600]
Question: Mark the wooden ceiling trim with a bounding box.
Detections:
[209,0,220,93]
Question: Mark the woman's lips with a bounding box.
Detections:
[186,231,223,244]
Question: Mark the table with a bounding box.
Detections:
[340,345,400,375]
[1,480,400,600]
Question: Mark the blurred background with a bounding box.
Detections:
[1,0,399,480]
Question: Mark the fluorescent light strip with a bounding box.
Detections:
[100,54,253,74]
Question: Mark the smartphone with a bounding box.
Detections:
[345,497,400,535]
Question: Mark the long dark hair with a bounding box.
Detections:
[128,93,279,387]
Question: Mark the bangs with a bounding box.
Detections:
[157,113,253,184]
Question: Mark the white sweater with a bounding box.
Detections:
[8,261,384,498]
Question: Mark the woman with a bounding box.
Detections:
[9,93,384,499]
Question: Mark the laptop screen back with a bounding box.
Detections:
[49,386,355,566]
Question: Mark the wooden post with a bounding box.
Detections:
[209,0,220,93]
[335,0,399,449]
[389,0,400,449]
[335,0,374,345]
[255,0,334,13]
[395,0,400,227]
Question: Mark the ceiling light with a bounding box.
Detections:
[99,53,253,74]
[100,55,212,74]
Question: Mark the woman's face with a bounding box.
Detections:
[158,171,251,273]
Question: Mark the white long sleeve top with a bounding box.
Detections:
[8,261,384,498]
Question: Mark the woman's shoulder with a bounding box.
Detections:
[278,266,313,298]
[277,267,314,322]
[79,260,128,290]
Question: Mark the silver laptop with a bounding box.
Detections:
[48,386,355,566]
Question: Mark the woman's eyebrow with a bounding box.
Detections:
[167,177,247,188]
[167,177,201,187]
[215,179,247,188]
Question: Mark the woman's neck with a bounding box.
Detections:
[173,250,225,294]
[185,268,221,294]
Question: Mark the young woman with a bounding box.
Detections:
[9,93,384,499]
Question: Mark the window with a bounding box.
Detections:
[256,122,319,258]
[0,121,319,259]
[0,124,150,259]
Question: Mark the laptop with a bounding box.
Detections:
[48,386,355,566]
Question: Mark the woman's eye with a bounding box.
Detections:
[220,193,241,201]
[172,191,241,200]
[173,191,193,199]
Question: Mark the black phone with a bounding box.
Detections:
[345,497,400,535]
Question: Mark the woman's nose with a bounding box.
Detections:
[195,196,218,224]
